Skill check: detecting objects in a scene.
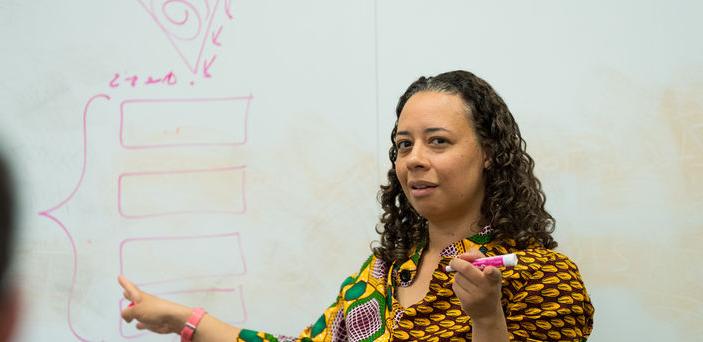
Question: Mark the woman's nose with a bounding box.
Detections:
[405,145,429,170]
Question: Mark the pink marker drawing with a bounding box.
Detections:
[119,95,252,149]
[38,1,247,340]
[109,71,178,88]
[118,165,247,219]
[137,0,228,76]
[38,94,112,342]
[38,91,252,340]
[445,253,518,272]
[119,232,248,286]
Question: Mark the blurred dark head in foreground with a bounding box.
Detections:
[0,153,18,341]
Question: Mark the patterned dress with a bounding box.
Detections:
[237,230,594,341]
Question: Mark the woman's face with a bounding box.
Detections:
[394,91,488,223]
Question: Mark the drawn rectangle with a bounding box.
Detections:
[120,232,246,286]
[118,166,246,218]
[120,96,252,148]
[119,285,247,339]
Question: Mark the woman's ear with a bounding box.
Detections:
[482,147,492,169]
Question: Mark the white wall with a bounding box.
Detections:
[1,0,701,341]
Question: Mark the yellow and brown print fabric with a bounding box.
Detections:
[237,231,594,342]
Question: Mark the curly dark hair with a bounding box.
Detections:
[373,70,557,264]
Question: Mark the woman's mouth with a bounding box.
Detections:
[409,181,438,198]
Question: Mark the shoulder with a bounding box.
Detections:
[336,254,391,318]
[500,248,595,339]
[338,254,389,293]
[521,248,584,278]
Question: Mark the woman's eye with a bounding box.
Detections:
[430,137,448,145]
[396,140,412,150]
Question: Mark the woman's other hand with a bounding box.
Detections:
[448,250,504,322]
[118,275,191,334]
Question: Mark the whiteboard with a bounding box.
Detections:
[1,0,702,341]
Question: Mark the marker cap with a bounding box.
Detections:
[503,253,518,267]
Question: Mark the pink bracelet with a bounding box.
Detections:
[180,308,207,342]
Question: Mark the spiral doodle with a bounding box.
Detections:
[151,0,211,41]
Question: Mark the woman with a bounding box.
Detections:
[119,70,594,341]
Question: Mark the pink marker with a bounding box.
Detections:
[445,253,518,272]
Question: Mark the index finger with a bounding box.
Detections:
[448,256,484,280]
[447,249,486,275]
[455,250,486,263]
[118,275,142,303]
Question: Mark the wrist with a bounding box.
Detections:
[180,307,207,342]
[470,307,509,342]
[169,305,192,332]
[470,306,505,327]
